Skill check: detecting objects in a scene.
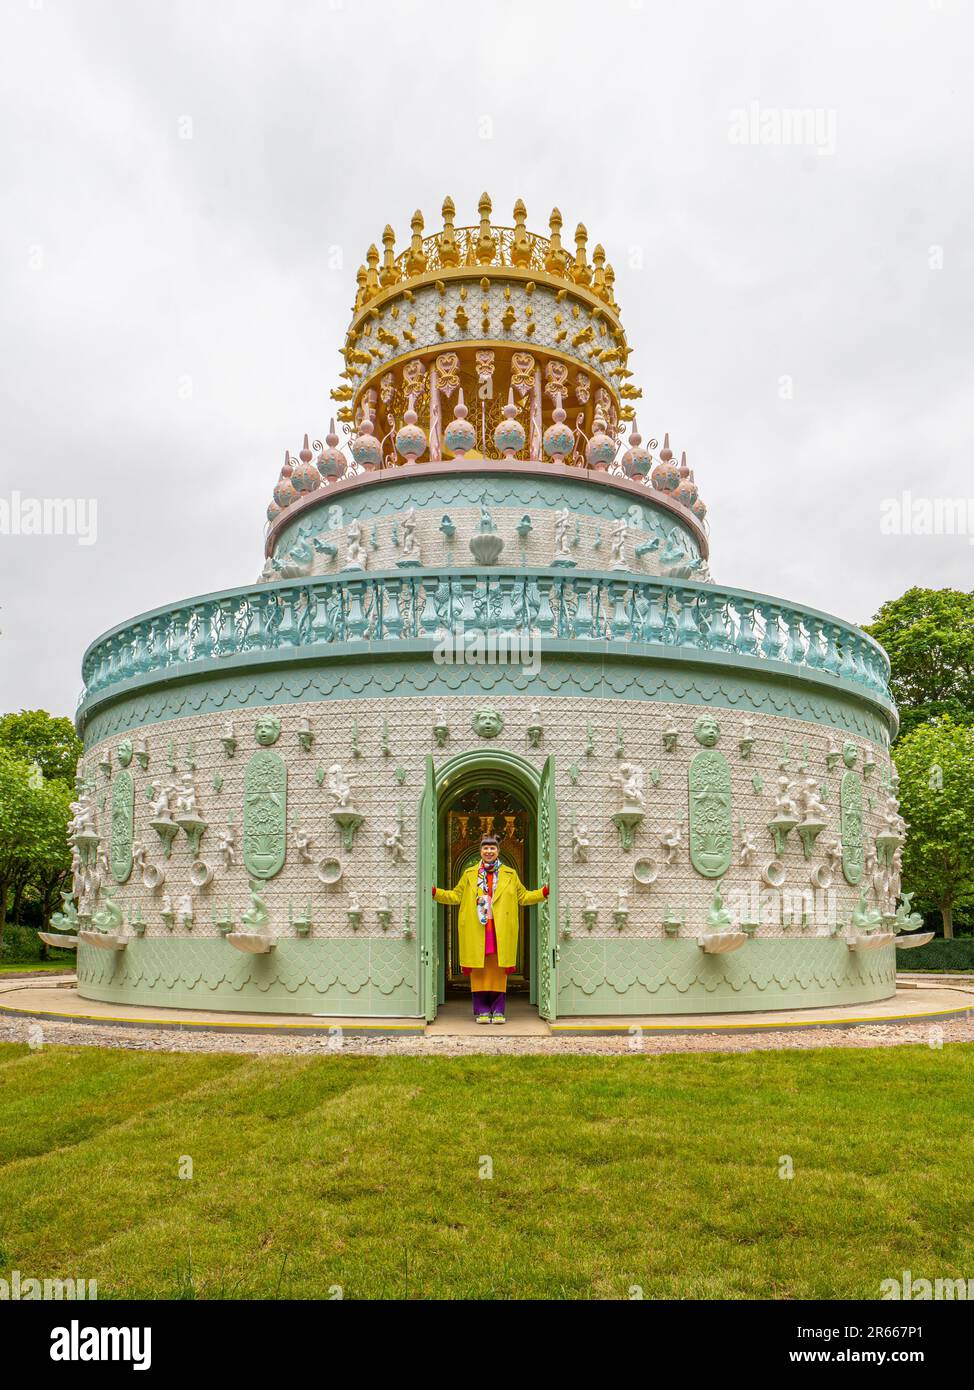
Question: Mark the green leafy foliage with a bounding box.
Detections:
[0,711,78,953]
[0,709,81,783]
[865,588,974,738]
[892,717,974,939]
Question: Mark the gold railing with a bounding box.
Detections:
[393,225,553,279]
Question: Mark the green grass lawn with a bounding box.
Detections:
[0,959,75,975]
[0,1042,972,1300]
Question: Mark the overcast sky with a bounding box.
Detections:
[1,0,971,720]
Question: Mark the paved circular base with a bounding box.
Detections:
[1,979,971,1039]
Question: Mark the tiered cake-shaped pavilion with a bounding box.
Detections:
[63,195,921,1022]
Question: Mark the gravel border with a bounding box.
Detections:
[3,1009,973,1058]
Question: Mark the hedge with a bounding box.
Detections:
[900,937,974,971]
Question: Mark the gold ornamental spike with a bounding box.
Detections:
[592,243,609,302]
[511,197,531,267]
[406,209,427,277]
[475,191,496,264]
[364,244,381,301]
[353,265,367,311]
[572,223,592,286]
[379,224,398,287]
[439,195,460,267]
[605,264,619,310]
[546,208,569,275]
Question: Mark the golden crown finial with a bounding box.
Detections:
[592,243,610,302]
[572,223,592,286]
[406,209,427,277]
[379,224,398,287]
[604,262,618,310]
[364,243,381,301]
[546,207,569,275]
[475,191,496,264]
[439,194,460,267]
[511,198,531,268]
[354,263,367,311]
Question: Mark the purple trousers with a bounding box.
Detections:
[472,990,507,1017]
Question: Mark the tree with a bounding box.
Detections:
[0,748,34,946]
[0,742,75,949]
[892,718,974,939]
[27,777,74,925]
[0,709,81,783]
[865,588,974,739]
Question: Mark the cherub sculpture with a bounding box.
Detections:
[326,763,355,809]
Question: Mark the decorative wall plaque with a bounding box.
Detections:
[688,750,733,878]
[109,769,134,884]
[840,770,864,886]
[243,750,288,879]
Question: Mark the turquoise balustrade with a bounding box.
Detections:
[78,569,894,716]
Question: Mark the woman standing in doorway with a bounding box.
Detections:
[433,835,548,1024]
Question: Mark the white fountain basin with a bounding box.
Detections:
[844,931,896,952]
[38,932,78,950]
[225,932,276,954]
[78,930,128,952]
[697,931,748,954]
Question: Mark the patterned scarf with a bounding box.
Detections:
[476,862,497,927]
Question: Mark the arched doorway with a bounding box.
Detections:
[416,751,558,1022]
[439,778,537,1003]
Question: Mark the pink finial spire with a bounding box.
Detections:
[316,417,346,482]
[351,405,383,472]
[493,385,526,460]
[621,416,654,480]
[443,387,477,458]
[395,393,428,463]
[674,450,698,508]
[542,391,574,464]
[299,433,313,464]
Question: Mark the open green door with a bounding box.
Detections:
[537,754,558,1021]
[417,754,437,1022]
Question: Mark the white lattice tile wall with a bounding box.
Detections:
[79,695,893,941]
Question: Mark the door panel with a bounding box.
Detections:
[537,754,558,1020]
[417,754,437,1021]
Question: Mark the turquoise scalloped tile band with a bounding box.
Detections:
[75,938,895,1018]
[274,472,703,554]
[78,647,892,749]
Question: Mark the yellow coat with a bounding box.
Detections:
[434,865,546,969]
